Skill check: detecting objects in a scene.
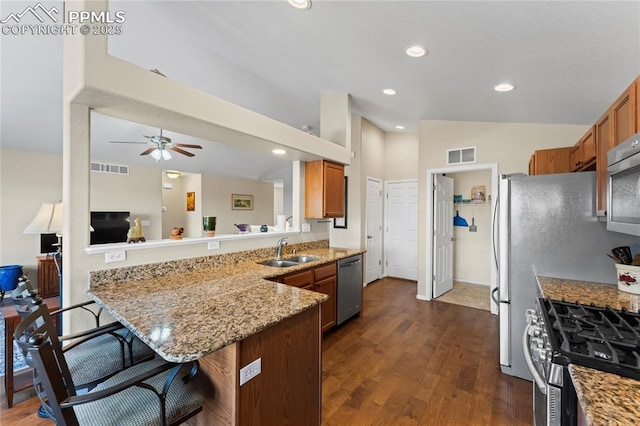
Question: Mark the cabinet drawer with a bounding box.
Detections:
[282,270,314,288]
[314,263,336,281]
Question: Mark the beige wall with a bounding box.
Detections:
[0,148,62,277]
[161,174,186,238]
[361,118,385,181]
[384,132,419,180]
[451,170,492,285]
[416,120,589,298]
[91,162,162,241]
[201,174,275,235]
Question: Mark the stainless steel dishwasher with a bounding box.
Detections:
[336,255,363,325]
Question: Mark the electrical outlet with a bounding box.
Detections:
[105,250,126,263]
[301,223,311,232]
[239,358,261,386]
[141,220,150,227]
[208,241,220,250]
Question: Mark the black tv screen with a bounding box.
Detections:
[90,211,130,245]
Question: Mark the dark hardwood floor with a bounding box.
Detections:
[321,277,532,425]
[1,277,532,425]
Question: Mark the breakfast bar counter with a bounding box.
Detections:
[87,242,364,425]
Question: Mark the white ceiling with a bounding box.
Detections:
[2,0,640,178]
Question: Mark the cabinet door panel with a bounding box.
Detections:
[283,270,314,288]
[582,127,596,165]
[612,84,636,146]
[570,144,581,172]
[323,162,344,217]
[315,277,336,332]
[596,112,611,215]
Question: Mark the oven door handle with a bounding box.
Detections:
[522,324,547,395]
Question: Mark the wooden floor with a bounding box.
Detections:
[321,277,532,425]
[1,277,532,425]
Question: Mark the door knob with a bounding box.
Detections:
[367,235,373,239]
[451,237,456,241]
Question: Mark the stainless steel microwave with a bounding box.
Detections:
[608,131,640,236]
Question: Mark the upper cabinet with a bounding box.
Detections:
[570,126,596,172]
[595,111,612,215]
[596,77,638,216]
[305,160,345,218]
[528,147,572,175]
[611,81,638,146]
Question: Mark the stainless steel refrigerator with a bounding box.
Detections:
[496,171,638,381]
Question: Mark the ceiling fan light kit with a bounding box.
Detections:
[110,129,202,162]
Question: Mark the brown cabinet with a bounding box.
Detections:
[528,147,572,175]
[611,81,637,147]
[595,111,612,215]
[37,255,61,298]
[280,262,337,333]
[570,126,596,172]
[305,160,344,218]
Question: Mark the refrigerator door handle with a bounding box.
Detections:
[491,287,500,305]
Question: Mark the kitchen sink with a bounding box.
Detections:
[285,255,321,264]
[258,259,299,268]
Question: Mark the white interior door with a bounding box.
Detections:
[385,180,418,280]
[433,174,454,298]
[365,177,383,284]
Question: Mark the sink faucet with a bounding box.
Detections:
[275,237,288,260]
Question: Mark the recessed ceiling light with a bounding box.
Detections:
[395,125,405,130]
[494,83,515,92]
[288,0,311,10]
[383,88,397,95]
[406,45,427,58]
[272,148,287,155]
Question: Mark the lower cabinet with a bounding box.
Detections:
[37,255,61,298]
[280,263,337,333]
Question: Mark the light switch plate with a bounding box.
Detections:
[302,223,311,232]
[239,358,261,386]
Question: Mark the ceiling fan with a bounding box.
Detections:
[109,129,202,161]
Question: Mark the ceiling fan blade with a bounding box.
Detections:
[173,143,202,149]
[109,141,148,144]
[140,147,157,156]
[169,146,195,157]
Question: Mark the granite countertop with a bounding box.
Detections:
[537,276,640,425]
[87,247,364,363]
[536,276,640,312]
[569,364,640,426]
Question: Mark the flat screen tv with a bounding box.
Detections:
[90,211,130,245]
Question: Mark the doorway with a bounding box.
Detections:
[425,163,498,314]
[365,177,383,284]
[385,180,418,281]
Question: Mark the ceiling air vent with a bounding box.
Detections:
[447,146,476,165]
[90,162,129,175]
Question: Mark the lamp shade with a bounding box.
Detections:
[23,202,63,234]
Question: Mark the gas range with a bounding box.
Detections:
[539,298,640,381]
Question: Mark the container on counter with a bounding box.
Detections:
[615,263,640,294]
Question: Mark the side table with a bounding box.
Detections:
[2,297,59,408]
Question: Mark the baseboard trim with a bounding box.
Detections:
[454,279,490,287]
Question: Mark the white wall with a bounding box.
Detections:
[0,148,62,277]
[451,170,492,285]
[384,132,419,180]
[417,120,589,298]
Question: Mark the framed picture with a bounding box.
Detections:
[232,194,253,210]
[333,176,348,229]
[186,192,195,211]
